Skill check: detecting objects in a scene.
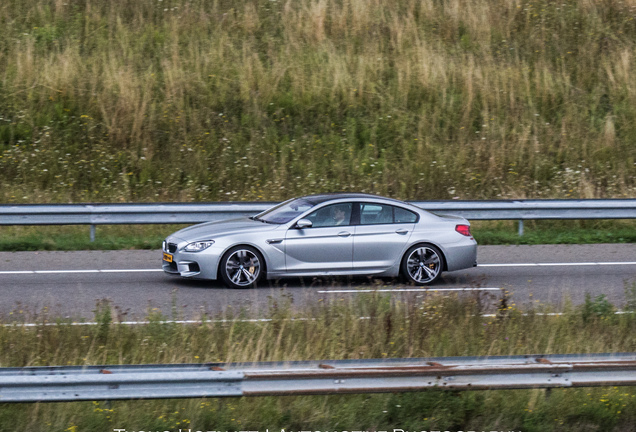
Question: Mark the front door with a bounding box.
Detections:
[284,203,353,274]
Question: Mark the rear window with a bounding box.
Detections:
[360,203,393,225]
[394,206,418,223]
[359,203,418,224]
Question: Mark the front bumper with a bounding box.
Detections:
[162,239,220,280]
[162,259,202,277]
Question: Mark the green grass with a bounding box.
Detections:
[2,292,636,431]
[0,0,635,204]
[471,219,636,245]
[0,220,633,251]
[0,224,177,251]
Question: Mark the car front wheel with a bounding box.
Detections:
[220,246,264,289]
[401,244,444,285]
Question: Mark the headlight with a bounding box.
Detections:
[183,240,215,252]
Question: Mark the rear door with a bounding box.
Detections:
[352,203,417,272]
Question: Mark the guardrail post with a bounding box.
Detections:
[90,225,96,242]
[518,219,524,236]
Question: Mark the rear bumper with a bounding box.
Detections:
[444,241,478,272]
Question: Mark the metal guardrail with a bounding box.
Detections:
[1,199,635,240]
[2,353,636,402]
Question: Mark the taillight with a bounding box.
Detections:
[456,224,472,237]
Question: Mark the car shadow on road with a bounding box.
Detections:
[164,271,488,291]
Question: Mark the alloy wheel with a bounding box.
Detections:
[405,246,441,284]
[224,249,261,287]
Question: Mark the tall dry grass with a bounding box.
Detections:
[0,0,634,203]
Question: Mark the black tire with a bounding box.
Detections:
[400,244,444,285]
[219,245,265,289]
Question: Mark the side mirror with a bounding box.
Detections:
[295,218,313,229]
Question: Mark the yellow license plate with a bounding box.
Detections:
[163,253,173,263]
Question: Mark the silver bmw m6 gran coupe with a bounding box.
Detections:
[162,193,477,288]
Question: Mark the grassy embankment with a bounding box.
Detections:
[2,292,636,431]
[0,0,635,204]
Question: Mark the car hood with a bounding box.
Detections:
[169,217,280,241]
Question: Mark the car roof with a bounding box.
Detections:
[301,193,409,206]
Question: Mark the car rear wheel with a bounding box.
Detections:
[220,246,264,289]
[401,244,444,285]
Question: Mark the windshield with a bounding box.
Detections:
[255,198,315,224]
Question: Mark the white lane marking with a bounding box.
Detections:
[7,311,635,327]
[35,270,99,274]
[99,269,164,273]
[3,319,276,327]
[318,287,501,293]
[479,311,635,317]
[0,261,634,275]
[0,269,164,275]
[3,317,334,327]
[478,262,636,267]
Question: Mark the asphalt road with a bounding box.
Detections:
[0,244,634,321]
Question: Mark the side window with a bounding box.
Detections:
[305,203,352,228]
[360,203,393,225]
[394,206,418,223]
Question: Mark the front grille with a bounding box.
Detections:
[167,243,177,253]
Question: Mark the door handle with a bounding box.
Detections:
[395,229,409,235]
[338,231,351,237]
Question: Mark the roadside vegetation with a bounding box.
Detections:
[2,290,636,431]
[1,0,635,204]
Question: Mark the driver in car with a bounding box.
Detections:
[332,206,347,226]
